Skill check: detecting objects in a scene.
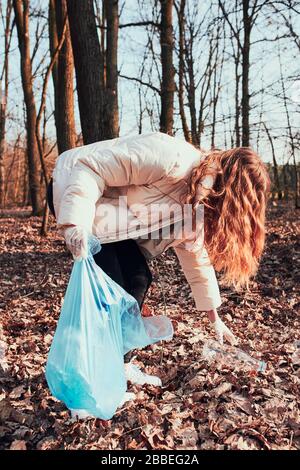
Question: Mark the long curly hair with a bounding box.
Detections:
[184,147,271,289]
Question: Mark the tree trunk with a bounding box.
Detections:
[159,0,175,135]
[13,0,43,215]
[211,23,223,149]
[234,45,241,147]
[187,46,198,146]
[49,0,76,154]
[0,89,5,207]
[242,0,250,146]
[279,41,299,208]
[66,0,103,144]
[283,164,289,201]
[263,122,282,200]
[0,1,13,208]
[103,0,119,139]
[176,0,190,142]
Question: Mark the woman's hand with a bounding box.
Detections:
[64,225,88,261]
[207,309,237,345]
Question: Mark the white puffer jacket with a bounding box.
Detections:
[52,132,221,311]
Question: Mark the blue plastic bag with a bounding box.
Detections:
[45,236,173,419]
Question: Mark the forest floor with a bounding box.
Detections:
[0,202,299,450]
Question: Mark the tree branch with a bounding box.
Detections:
[218,0,243,51]
[119,73,161,94]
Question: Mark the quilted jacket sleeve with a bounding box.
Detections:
[55,133,178,232]
[54,162,104,232]
[174,243,222,311]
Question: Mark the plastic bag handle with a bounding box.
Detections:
[87,234,102,257]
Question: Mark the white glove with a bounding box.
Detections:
[212,316,237,345]
[64,226,88,261]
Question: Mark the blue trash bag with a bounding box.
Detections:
[45,235,173,420]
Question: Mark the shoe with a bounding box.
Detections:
[118,391,136,407]
[70,392,136,420]
[125,362,162,386]
[70,408,94,420]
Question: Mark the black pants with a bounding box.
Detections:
[95,241,152,363]
[93,239,153,309]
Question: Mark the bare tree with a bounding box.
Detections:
[49,0,76,154]
[263,122,282,199]
[66,0,104,144]
[210,19,225,148]
[0,0,13,208]
[271,1,300,52]
[35,8,68,234]
[175,2,223,147]
[118,1,167,135]
[13,0,43,214]
[160,0,175,135]
[241,0,251,147]
[102,0,119,138]
[218,0,267,146]
[175,0,190,142]
[0,84,6,207]
[278,40,299,208]
[230,0,242,147]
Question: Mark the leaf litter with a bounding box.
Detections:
[0,204,299,450]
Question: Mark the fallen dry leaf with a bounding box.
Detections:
[0,204,299,450]
[9,440,27,450]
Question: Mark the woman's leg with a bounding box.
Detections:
[47,178,56,217]
[93,242,135,363]
[115,242,161,384]
[114,239,153,365]
[93,242,127,290]
[92,240,159,382]
[115,239,153,309]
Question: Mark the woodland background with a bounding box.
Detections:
[0,0,299,215]
[0,0,299,451]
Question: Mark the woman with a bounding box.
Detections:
[48,131,270,385]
